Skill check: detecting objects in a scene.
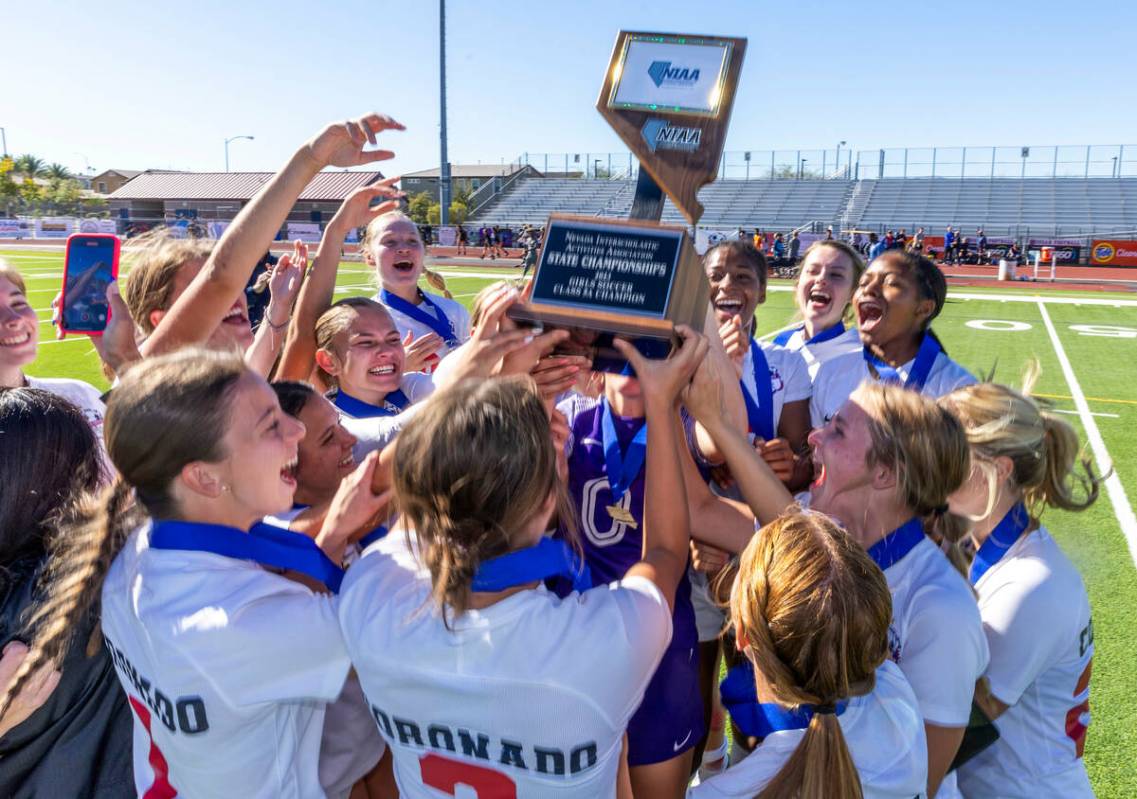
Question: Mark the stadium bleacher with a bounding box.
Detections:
[469,174,1137,238]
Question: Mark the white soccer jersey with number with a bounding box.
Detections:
[777,325,863,380]
[338,533,673,798]
[957,527,1094,798]
[810,348,976,427]
[688,661,927,799]
[100,523,351,799]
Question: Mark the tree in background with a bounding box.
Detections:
[427,201,468,226]
[13,154,46,180]
[0,157,18,215]
[408,191,432,224]
[46,163,71,180]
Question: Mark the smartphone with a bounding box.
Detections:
[61,233,120,335]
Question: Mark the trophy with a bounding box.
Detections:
[508,31,747,369]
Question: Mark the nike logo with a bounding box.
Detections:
[673,730,693,752]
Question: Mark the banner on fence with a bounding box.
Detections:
[0,219,21,237]
[77,219,117,234]
[208,221,230,239]
[437,226,457,247]
[1027,245,1080,264]
[286,222,322,243]
[1090,240,1137,267]
[695,225,742,254]
[35,217,75,238]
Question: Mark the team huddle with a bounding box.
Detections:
[0,114,1102,799]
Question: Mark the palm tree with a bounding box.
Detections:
[13,154,46,179]
[46,163,70,180]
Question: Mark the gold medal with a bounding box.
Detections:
[606,504,639,529]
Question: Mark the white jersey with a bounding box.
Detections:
[338,535,673,798]
[777,325,863,380]
[689,661,927,799]
[100,523,351,799]
[373,289,471,362]
[810,347,976,428]
[25,374,106,435]
[334,373,433,462]
[958,527,1094,798]
[741,340,812,435]
[884,536,988,729]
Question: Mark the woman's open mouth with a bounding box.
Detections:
[280,455,298,487]
[857,301,885,332]
[0,330,32,347]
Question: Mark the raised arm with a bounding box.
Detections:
[142,113,403,357]
[245,243,304,378]
[276,179,403,381]
[615,328,707,611]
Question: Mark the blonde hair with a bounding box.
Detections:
[393,377,575,627]
[0,257,26,293]
[0,349,249,718]
[941,367,1100,516]
[797,240,866,324]
[731,510,891,799]
[469,280,513,330]
[855,382,972,573]
[313,297,394,387]
[360,211,453,299]
[121,229,213,333]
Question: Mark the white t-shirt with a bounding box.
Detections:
[740,340,812,436]
[373,290,472,362]
[884,536,989,728]
[811,347,976,427]
[776,324,863,381]
[100,523,351,799]
[958,527,1094,798]
[338,535,673,798]
[689,661,927,799]
[335,373,433,462]
[25,374,106,434]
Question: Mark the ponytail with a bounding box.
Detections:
[925,506,972,578]
[759,712,863,799]
[0,480,137,718]
[423,268,453,300]
[1032,412,1100,512]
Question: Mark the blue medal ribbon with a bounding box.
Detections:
[721,660,846,740]
[600,399,648,503]
[333,388,408,419]
[740,339,776,441]
[863,331,942,390]
[772,321,846,347]
[472,537,592,593]
[379,288,459,346]
[866,517,926,571]
[359,524,389,550]
[969,502,1030,585]
[152,519,344,593]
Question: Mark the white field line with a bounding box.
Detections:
[1038,301,1137,567]
[1051,408,1121,419]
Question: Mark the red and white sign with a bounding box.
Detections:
[1090,240,1137,267]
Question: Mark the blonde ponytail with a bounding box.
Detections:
[1033,412,1099,511]
[760,712,863,799]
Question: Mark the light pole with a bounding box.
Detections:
[799,158,808,180]
[224,135,254,172]
[593,159,602,179]
[836,140,846,178]
[1112,156,1119,178]
[0,127,7,157]
[439,0,451,225]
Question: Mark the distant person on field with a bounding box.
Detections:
[897,229,908,250]
[752,228,762,251]
[772,232,786,263]
[944,225,955,265]
[825,225,834,240]
[977,228,988,262]
[420,223,433,255]
[456,224,468,256]
[789,230,801,262]
[868,232,885,260]
[915,227,926,251]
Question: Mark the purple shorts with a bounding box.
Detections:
[627,643,705,766]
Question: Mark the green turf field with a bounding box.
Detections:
[7,248,1137,797]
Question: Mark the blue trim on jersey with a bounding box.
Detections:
[772,321,846,347]
[721,660,846,739]
[333,388,408,419]
[379,288,458,346]
[741,339,776,441]
[471,537,592,593]
[863,331,942,390]
[601,398,648,503]
[359,524,389,550]
[866,517,926,572]
[151,519,344,592]
[970,502,1031,585]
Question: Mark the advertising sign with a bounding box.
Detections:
[1090,240,1137,267]
[35,217,75,238]
[286,222,322,243]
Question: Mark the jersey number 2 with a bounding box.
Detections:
[128,696,178,799]
[420,752,517,798]
[1065,660,1093,758]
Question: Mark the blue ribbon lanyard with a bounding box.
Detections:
[472,537,592,593]
[720,660,846,740]
[379,288,458,346]
[969,502,1030,585]
[600,399,648,503]
[863,331,943,391]
[359,524,389,550]
[740,339,776,441]
[772,322,846,348]
[153,520,344,593]
[866,517,926,571]
[333,388,409,419]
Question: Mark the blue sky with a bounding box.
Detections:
[3,0,1135,178]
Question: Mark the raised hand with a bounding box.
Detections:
[612,325,708,408]
[682,341,740,430]
[332,177,405,232]
[718,315,747,377]
[265,243,306,327]
[304,113,404,170]
[757,437,796,484]
[402,330,444,374]
[320,452,393,559]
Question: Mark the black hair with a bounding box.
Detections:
[705,240,768,287]
[272,380,319,419]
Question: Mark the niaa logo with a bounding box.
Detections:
[1093,242,1116,262]
[641,118,702,153]
[647,60,701,88]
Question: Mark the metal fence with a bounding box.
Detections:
[512,143,1137,181]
